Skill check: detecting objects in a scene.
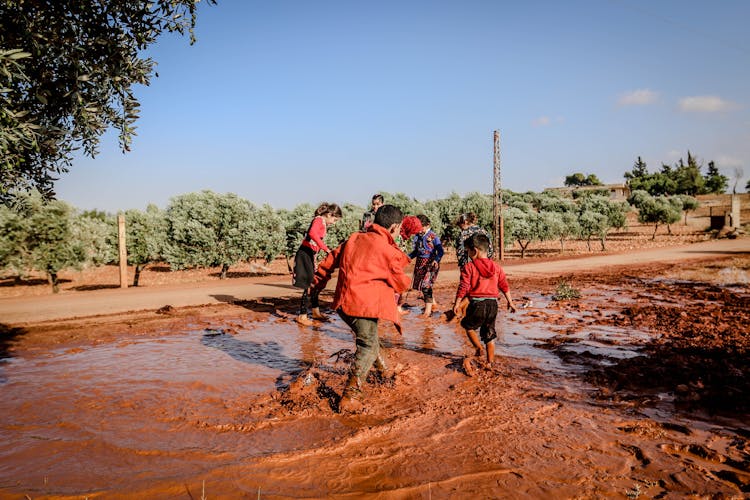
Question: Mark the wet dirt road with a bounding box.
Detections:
[0,239,748,498]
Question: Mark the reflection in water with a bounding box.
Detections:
[201,332,309,389]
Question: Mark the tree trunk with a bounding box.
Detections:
[667,224,672,235]
[586,236,592,252]
[220,263,229,279]
[600,235,606,251]
[652,224,658,240]
[518,240,529,259]
[684,212,688,225]
[49,272,59,293]
[133,263,146,287]
[559,238,565,254]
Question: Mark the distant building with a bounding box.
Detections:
[544,183,630,200]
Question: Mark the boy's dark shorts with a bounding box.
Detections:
[460,299,498,343]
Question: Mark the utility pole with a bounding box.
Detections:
[493,130,504,260]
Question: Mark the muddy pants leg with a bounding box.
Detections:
[339,311,380,383]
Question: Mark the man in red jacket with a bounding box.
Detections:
[453,233,516,376]
[312,205,410,412]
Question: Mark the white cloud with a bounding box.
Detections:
[618,89,658,106]
[678,95,735,112]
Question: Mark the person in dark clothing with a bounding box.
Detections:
[293,202,342,325]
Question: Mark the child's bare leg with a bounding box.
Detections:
[466,328,483,357]
[422,288,434,317]
[486,340,495,363]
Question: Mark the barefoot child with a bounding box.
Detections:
[408,214,444,317]
[293,202,342,325]
[453,233,516,374]
[311,205,411,412]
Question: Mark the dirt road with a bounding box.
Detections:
[2,238,747,325]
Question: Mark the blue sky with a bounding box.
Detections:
[57,0,750,212]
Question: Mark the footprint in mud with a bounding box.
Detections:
[619,442,651,467]
[660,443,750,492]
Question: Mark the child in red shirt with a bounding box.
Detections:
[293,202,342,325]
[453,233,516,375]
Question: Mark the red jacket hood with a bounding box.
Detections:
[472,257,496,278]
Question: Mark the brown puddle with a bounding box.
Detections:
[1,280,749,498]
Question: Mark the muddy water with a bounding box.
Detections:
[1,287,746,497]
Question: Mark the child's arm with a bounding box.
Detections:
[453,265,471,314]
[431,235,444,264]
[312,240,344,291]
[496,264,516,312]
[500,290,517,313]
[428,234,444,270]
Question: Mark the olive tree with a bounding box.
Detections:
[1,0,215,204]
[247,204,286,264]
[578,210,609,251]
[630,192,682,240]
[124,205,167,286]
[674,194,700,225]
[164,191,257,279]
[72,212,117,268]
[0,202,29,280]
[577,194,629,251]
[503,206,554,259]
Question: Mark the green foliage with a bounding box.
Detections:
[624,157,649,180]
[630,192,682,239]
[248,204,287,263]
[0,191,86,290]
[565,172,603,187]
[552,280,581,301]
[164,191,263,278]
[73,213,117,266]
[704,161,729,194]
[539,192,576,213]
[0,203,28,276]
[578,210,608,251]
[124,205,167,266]
[503,206,554,258]
[546,211,580,253]
[673,195,700,225]
[624,152,728,196]
[0,0,215,204]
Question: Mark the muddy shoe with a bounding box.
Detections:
[296,314,314,326]
[338,394,364,413]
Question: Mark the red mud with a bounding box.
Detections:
[1,251,749,498]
